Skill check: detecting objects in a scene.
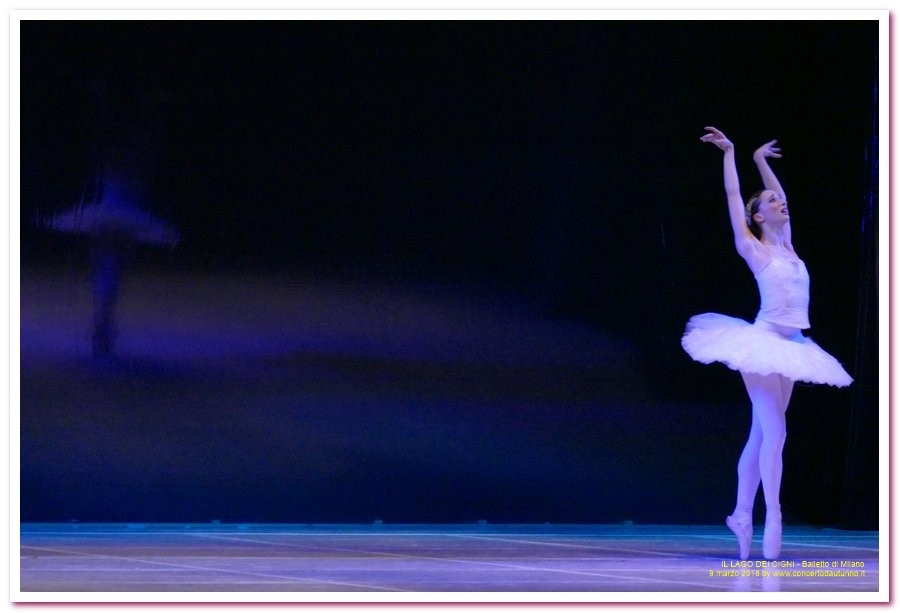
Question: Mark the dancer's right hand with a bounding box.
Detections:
[700,126,733,152]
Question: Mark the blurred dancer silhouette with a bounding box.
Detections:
[39,82,179,359]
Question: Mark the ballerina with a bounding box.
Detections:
[35,84,180,359]
[683,127,852,560]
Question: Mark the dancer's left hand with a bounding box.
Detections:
[753,139,782,161]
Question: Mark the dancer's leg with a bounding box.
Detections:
[779,375,795,413]
[741,371,792,558]
[727,381,764,560]
[90,236,129,359]
[733,410,762,516]
[91,256,121,358]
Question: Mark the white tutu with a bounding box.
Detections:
[682,313,853,387]
[40,203,180,246]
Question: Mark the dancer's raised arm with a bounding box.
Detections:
[753,140,792,247]
[753,140,785,198]
[700,127,762,267]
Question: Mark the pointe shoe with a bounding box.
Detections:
[726,515,752,561]
[763,518,782,560]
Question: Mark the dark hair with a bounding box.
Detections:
[745,190,764,238]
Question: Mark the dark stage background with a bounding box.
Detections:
[19,20,879,528]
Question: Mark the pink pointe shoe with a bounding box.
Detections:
[763,517,782,560]
[725,514,752,561]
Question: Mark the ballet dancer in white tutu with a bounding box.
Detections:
[683,127,852,560]
[37,84,179,359]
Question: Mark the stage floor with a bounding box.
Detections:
[17,523,881,599]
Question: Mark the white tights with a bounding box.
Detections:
[733,371,794,523]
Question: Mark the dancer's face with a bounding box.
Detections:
[752,190,789,227]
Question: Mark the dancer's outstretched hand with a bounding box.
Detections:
[700,126,733,152]
[753,139,782,160]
